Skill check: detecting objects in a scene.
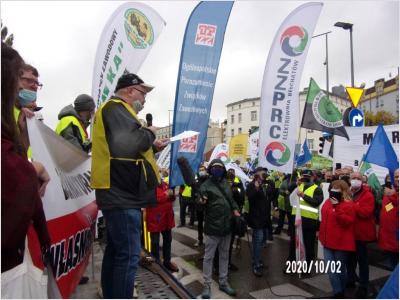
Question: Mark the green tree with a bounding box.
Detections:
[1,22,14,46]
[364,110,397,126]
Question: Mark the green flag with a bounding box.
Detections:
[301,78,349,140]
[359,160,383,205]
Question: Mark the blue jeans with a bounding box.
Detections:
[101,209,142,299]
[252,228,264,268]
[323,247,349,295]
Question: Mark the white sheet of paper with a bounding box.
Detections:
[169,130,200,142]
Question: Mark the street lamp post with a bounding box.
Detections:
[312,31,332,94]
[334,21,354,87]
[168,109,173,138]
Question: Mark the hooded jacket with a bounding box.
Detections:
[55,104,90,152]
[199,159,238,236]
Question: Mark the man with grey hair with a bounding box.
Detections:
[91,73,167,299]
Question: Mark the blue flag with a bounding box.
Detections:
[364,124,399,183]
[170,1,233,187]
[296,139,312,167]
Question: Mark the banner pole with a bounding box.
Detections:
[91,242,95,280]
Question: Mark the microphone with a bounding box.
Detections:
[177,156,196,186]
[146,113,153,127]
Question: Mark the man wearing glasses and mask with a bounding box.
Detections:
[91,73,168,299]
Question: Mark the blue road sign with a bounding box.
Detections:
[349,108,364,127]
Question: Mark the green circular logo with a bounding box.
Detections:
[124,9,154,49]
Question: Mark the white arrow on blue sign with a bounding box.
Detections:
[349,108,364,127]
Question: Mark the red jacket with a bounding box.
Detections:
[1,137,50,272]
[352,186,376,242]
[319,200,356,252]
[378,192,399,252]
[146,182,175,232]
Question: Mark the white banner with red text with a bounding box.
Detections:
[27,118,97,298]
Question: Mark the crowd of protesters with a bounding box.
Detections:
[175,162,398,299]
[2,40,398,299]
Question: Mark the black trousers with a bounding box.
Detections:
[196,209,204,242]
[179,196,195,225]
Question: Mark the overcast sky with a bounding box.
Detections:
[2,0,399,129]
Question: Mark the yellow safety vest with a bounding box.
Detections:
[234,176,240,184]
[291,183,319,220]
[90,98,160,188]
[55,115,88,142]
[13,106,32,159]
[182,185,192,197]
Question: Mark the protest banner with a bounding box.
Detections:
[334,124,399,182]
[169,1,234,187]
[92,2,166,108]
[258,2,323,173]
[229,134,249,165]
[27,118,97,298]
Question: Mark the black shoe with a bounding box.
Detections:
[79,276,89,285]
[355,287,368,299]
[267,236,274,241]
[177,224,185,228]
[253,267,263,277]
[273,229,281,235]
[228,263,238,271]
[346,281,356,288]
[333,292,344,298]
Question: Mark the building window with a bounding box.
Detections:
[231,129,234,137]
[231,114,234,124]
[238,128,242,134]
[238,113,242,123]
[307,129,314,133]
[251,111,257,121]
[252,101,255,106]
[239,104,241,109]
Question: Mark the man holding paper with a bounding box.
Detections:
[91,73,167,298]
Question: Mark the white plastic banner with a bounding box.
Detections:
[258,2,323,173]
[157,143,171,169]
[27,118,97,298]
[92,2,166,108]
[248,130,259,161]
[333,125,399,182]
[209,143,229,163]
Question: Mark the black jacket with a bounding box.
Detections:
[96,100,157,210]
[246,180,274,229]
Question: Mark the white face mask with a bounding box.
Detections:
[351,179,362,189]
[132,100,144,113]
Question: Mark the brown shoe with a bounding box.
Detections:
[164,261,179,272]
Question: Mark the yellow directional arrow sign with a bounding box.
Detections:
[346,87,364,107]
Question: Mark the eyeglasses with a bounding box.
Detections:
[132,87,147,98]
[20,77,43,89]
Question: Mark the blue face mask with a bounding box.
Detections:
[211,168,225,178]
[18,89,37,106]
